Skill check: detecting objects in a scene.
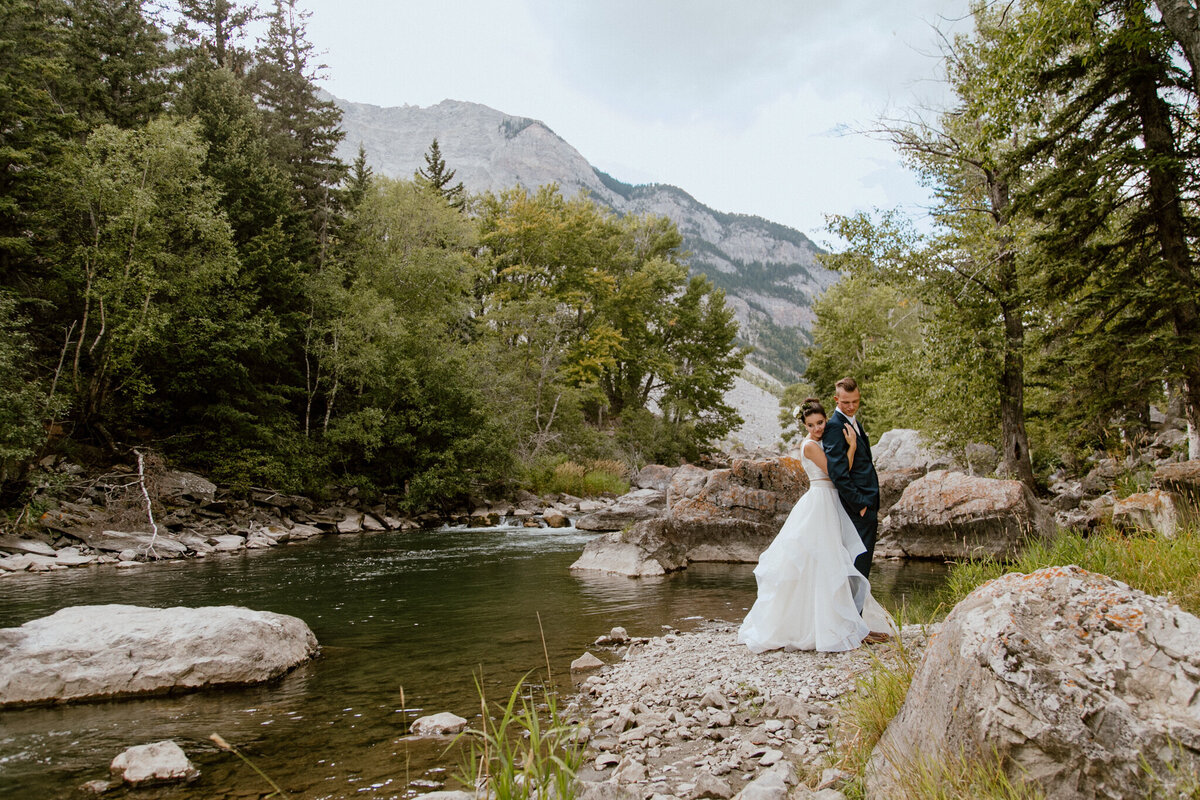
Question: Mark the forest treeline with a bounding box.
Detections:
[785,0,1200,484]
[0,0,744,510]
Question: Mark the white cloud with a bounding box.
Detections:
[301,0,973,234]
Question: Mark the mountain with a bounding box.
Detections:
[333,96,837,384]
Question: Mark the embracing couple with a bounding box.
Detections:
[738,377,896,653]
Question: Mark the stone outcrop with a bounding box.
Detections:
[871,429,951,473]
[1155,459,1200,500]
[571,458,807,576]
[110,740,199,786]
[867,566,1200,800]
[633,464,678,492]
[1113,489,1179,537]
[0,604,319,707]
[575,489,666,531]
[878,470,1054,560]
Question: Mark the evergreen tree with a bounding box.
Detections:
[344,143,373,210]
[415,137,465,209]
[172,0,257,76]
[64,0,169,129]
[0,0,76,280]
[253,0,346,257]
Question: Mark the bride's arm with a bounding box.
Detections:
[802,439,831,475]
[844,425,857,470]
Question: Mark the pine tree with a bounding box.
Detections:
[415,138,465,209]
[64,0,169,129]
[253,0,346,256]
[173,0,258,76]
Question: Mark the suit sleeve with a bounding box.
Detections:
[822,418,875,511]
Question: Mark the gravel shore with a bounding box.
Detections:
[570,620,929,800]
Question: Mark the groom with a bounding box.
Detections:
[821,376,880,580]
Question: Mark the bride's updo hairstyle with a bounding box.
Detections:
[799,397,826,421]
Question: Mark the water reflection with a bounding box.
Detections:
[0,526,948,799]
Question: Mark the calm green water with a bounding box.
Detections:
[0,525,948,799]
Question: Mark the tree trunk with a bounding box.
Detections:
[1154,0,1200,96]
[1130,35,1200,459]
[987,174,1036,487]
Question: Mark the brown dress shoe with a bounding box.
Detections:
[863,631,892,644]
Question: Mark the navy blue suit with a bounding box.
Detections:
[822,409,880,578]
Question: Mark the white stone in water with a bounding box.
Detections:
[572,652,605,672]
[110,740,198,785]
[409,712,468,736]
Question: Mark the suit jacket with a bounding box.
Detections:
[822,409,880,519]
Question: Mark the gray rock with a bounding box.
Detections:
[210,534,245,552]
[575,489,665,532]
[572,652,605,673]
[963,442,999,475]
[0,604,319,707]
[0,536,56,557]
[732,769,787,800]
[690,772,734,799]
[54,547,97,566]
[110,740,198,785]
[1113,490,1179,537]
[635,464,678,492]
[159,471,217,504]
[79,530,188,558]
[879,470,1055,560]
[409,712,468,736]
[872,429,951,473]
[866,566,1200,800]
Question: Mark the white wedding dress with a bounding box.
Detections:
[737,437,897,653]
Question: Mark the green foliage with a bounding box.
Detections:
[0,294,51,474]
[525,458,630,498]
[454,675,583,800]
[825,641,917,798]
[415,137,465,209]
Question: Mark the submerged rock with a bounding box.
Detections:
[110,740,199,785]
[0,604,319,707]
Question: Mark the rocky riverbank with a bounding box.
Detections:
[566,621,927,800]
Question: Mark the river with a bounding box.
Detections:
[0,524,948,799]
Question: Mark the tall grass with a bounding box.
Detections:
[453,673,583,800]
[527,459,630,498]
[940,524,1200,616]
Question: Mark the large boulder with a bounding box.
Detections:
[878,470,1054,560]
[158,471,217,504]
[0,604,319,707]
[866,566,1200,800]
[571,458,808,576]
[872,429,951,473]
[1112,489,1179,537]
[1155,459,1200,501]
[575,489,665,532]
[633,464,677,492]
[570,519,688,577]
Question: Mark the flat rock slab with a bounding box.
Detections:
[0,604,319,707]
[77,530,188,558]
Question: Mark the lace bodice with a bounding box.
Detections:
[797,437,833,485]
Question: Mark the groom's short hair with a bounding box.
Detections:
[835,376,859,393]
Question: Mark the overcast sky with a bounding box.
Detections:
[300,1,974,243]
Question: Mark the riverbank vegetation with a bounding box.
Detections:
[793,0,1200,482]
[0,0,744,515]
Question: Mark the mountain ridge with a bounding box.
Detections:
[332,95,834,383]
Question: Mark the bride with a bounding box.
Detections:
[738,398,896,653]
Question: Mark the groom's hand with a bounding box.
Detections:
[860,508,867,517]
